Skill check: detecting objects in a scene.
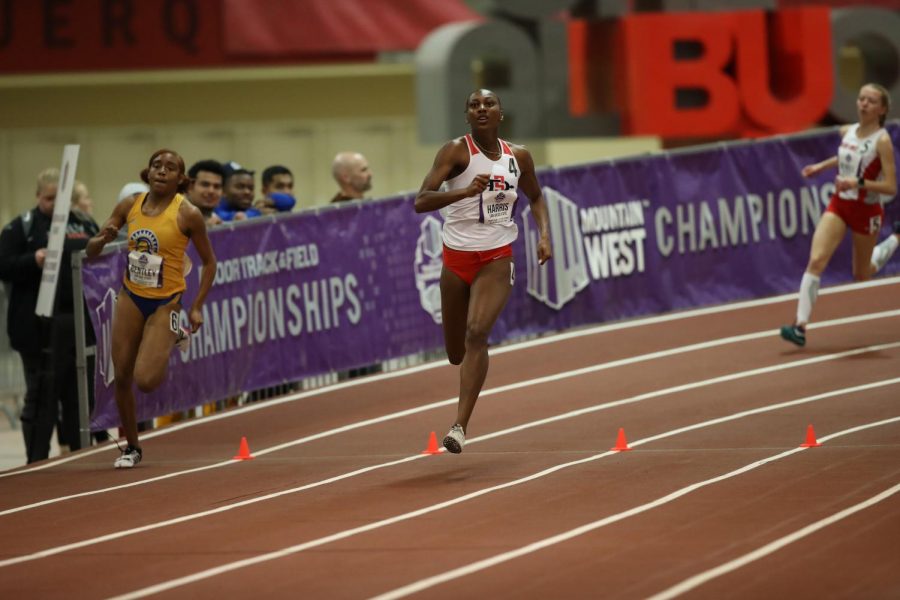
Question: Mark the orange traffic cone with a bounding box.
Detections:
[421,431,442,455]
[800,424,820,448]
[233,436,254,460]
[611,427,632,451]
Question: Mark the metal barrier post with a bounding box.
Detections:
[72,251,93,450]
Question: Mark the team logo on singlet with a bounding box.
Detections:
[130,228,160,254]
[413,216,444,324]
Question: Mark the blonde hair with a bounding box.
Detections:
[72,180,87,201]
[864,82,892,126]
[35,168,59,196]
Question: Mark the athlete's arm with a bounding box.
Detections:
[86,198,133,257]
[180,202,217,332]
[802,156,838,178]
[414,139,489,213]
[514,146,552,265]
[801,125,850,177]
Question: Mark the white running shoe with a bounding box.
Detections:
[871,234,899,273]
[175,327,191,352]
[114,445,143,469]
[442,424,466,454]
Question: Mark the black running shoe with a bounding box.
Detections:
[780,324,806,347]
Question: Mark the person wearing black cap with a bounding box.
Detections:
[214,161,261,222]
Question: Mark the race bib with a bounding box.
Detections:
[127,251,164,288]
[481,164,517,224]
[481,190,516,224]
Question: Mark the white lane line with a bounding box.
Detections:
[2,313,898,517]
[97,399,900,599]
[3,376,898,571]
[371,417,900,600]
[647,486,900,599]
[649,420,900,599]
[487,276,900,355]
[4,276,897,477]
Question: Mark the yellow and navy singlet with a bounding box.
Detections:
[123,193,189,299]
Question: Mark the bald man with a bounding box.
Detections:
[330,151,373,203]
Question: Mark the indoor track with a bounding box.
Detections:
[1,277,899,599]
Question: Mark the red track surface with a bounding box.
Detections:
[1,279,899,599]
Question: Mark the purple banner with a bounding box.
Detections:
[82,125,900,429]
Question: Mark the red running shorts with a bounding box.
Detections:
[826,194,884,235]
[442,244,513,285]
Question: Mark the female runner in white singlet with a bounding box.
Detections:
[781,83,897,346]
[415,89,552,453]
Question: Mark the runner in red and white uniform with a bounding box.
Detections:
[415,89,552,453]
[781,83,897,346]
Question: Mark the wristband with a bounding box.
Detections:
[858,176,865,189]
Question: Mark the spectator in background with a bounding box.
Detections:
[255,165,296,215]
[331,151,372,203]
[115,183,151,240]
[0,168,100,463]
[186,159,225,226]
[61,180,110,446]
[71,181,94,217]
[215,161,260,222]
[55,184,102,454]
[118,182,150,205]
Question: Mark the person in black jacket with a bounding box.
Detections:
[0,168,99,463]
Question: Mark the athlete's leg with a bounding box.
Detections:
[806,212,846,276]
[851,230,879,281]
[869,221,900,275]
[455,257,513,431]
[133,301,181,393]
[111,292,146,448]
[440,267,470,365]
[798,213,846,325]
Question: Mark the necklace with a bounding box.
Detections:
[471,136,501,158]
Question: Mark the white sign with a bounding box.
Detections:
[35,144,80,317]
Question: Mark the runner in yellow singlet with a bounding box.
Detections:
[87,149,217,468]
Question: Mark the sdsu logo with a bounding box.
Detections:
[130,228,159,254]
[488,178,513,192]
